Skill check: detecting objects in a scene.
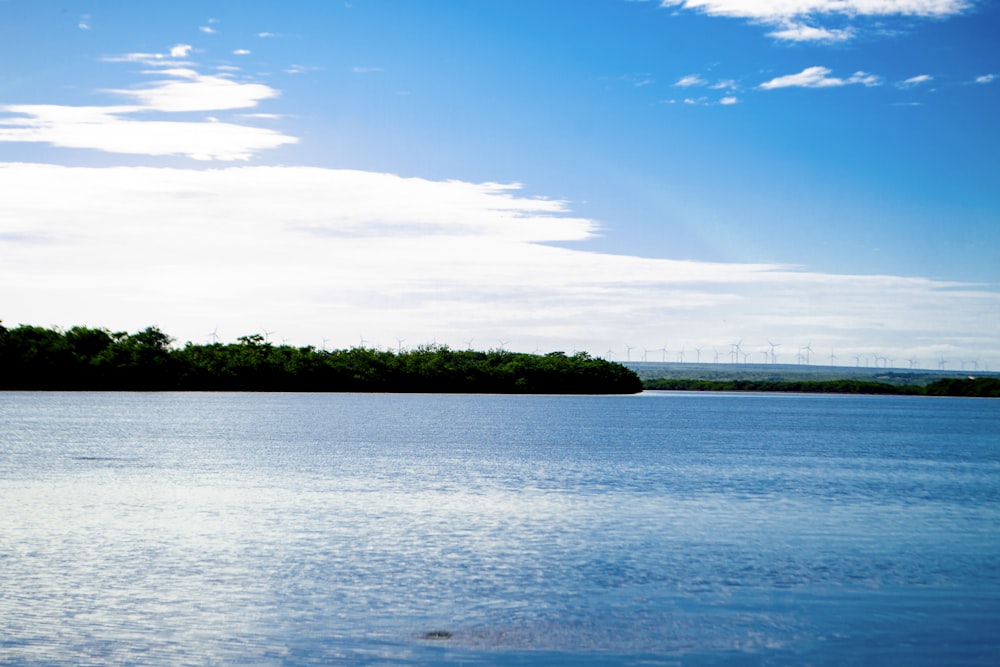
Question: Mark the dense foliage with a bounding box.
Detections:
[0,322,642,394]
[644,377,1000,398]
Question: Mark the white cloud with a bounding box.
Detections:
[719,96,739,105]
[759,66,880,89]
[660,0,969,21]
[106,69,279,112]
[675,74,707,87]
[709,79,737,90]
[975,74,996,84]
[170,44,193,58]
[0,163,995,363]
[258,32,276,38]
[233,49,252,56]
[199,26,217,34]
[0,64,294,160]
[898,74,933,88]
[0,105,297,160]
[78,15,91,30]
[766,21,854,42]
[661,0,970,41]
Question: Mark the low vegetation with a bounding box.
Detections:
[0,322,642,394]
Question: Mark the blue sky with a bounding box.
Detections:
[1,0,997,369]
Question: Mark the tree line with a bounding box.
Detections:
[0,322,642,394]
[643,377,1000,398]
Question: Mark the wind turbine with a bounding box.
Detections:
[642,347,649,362]
[800,341,813,365]
[938,356,946,371]
[659,346,668,362]
[606,347,614,361]
[676,347,686,363]
[829,350,838,367]
[321,337,330,351]
[853,355,861,368]
[359,335,367,349]
[262,328,276,343]
[207,326,220,344]
[464,337,475,350]
[713,349,721,364]
[767,340,781,364]
[396,338,406,354]
[626,344,635,362]
[908,357,918,369]
[497,339,509,351]
[694,346,703,363]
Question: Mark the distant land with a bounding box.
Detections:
[3,320,996,396]
[625,361,998,386]
[625,362,1000,397]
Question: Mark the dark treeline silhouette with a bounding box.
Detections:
[644,377,1000,398]
[0,322,642,394]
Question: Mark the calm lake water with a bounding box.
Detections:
[1,391,999,665]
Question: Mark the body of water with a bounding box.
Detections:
[1,391,998,665]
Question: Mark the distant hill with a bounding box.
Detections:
[623,361,996,387]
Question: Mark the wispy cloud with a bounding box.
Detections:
[618,73,654,87]
[759,66,880,90]
[78,14,91,30]
[233,49,252,56]
[0,105,296,160]
[766,22,853,43]
[975,73,996,84]
[351,66,384,74]
[897,74,933,88]
[0,163,994,359]
[675,74,707,87]
[661,0,969,21]
[105,69,279,112]
[0,51,295,160]
[679,95,740,106]
[199,25,217,35]
[661,0,971,41]
[103,52,189,66]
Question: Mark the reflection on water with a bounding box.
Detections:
[1,391,999,665]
